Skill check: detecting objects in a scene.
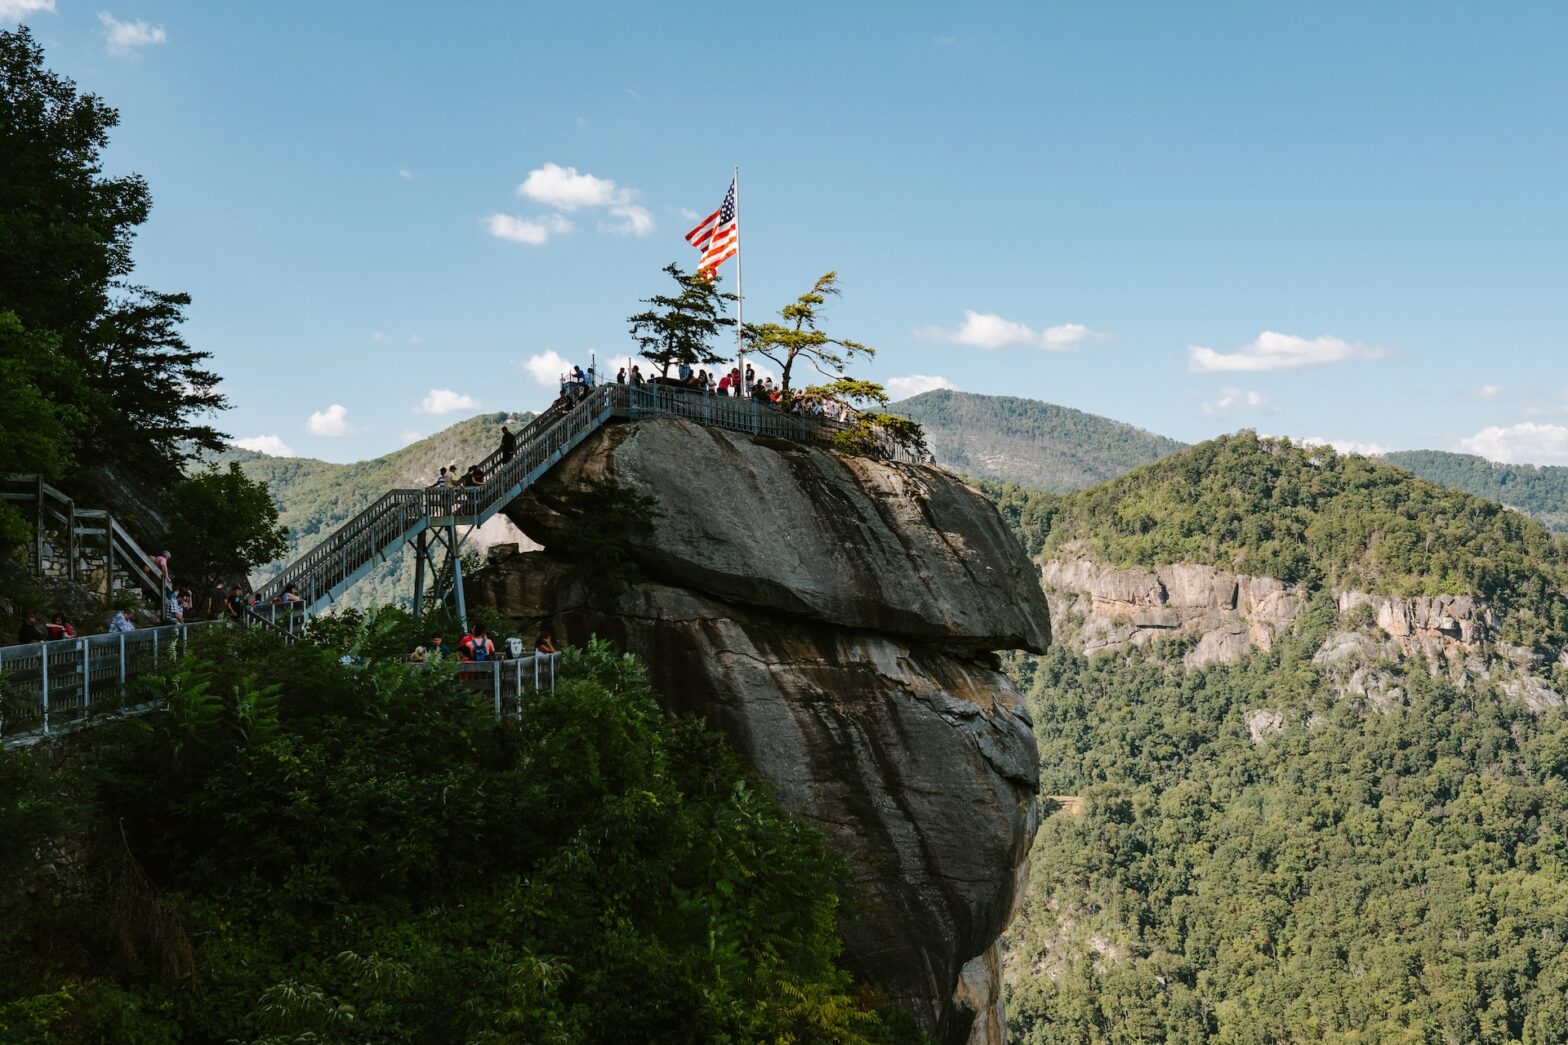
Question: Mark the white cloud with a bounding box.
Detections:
[517,163,626,210]
[234,435,295,457]
[601,204,654,236]
[1469,384,1504,401]
[0,0,54,20]
[886,374,956,400]
[622,87,640,100]
[400,429,424,446]
[1189,331,1386,373]
[1298,436,1390,457]
[486,212,571,245]
[523,351,575,387]
[418,388,480,415]
[398,168,415,180]
[1458,423,1568,466]
[306,404,353,437]
[99,11,166,55]
[676,207,701,221]
[504,163,655,238]
[919,310,1107,351]
[1202,387,1274,416]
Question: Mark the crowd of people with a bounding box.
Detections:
[554,360,855,423]
[409,624,558,665]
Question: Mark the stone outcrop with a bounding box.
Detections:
[1038,557,1304,666]
[1335,591,1492,659]
[473,417,1051,1045]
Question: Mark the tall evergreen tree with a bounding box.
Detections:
[0,26,225,490]
[744,272,872,395]
[626,263,736,379]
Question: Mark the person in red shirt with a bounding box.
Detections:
[459,623,495,662]
[46,611,76,641]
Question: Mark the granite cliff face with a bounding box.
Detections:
[471,417,1051,1044]
[1038,551,1563,717]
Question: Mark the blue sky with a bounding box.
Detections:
[11,1,1568,464]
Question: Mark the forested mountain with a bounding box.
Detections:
[892,389,1186,492]
[211,412,528,605]
[1387,449,1568,534]
[992,434,1568,1042]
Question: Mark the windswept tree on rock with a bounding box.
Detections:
[627,264,736,379]
[743,271,874,398]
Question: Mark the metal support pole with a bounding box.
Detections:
[81,638,90,715]
[493,666,502,720]
[40,644,49,734]
[412,528,427,617]
[119,632,127,692]
[449,523,467,629]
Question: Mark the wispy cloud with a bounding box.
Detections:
[523,351,574,386]
[918,310,1108,351]
[234,434,294,457]
[400,430,424,446]
[601,204,654,236]
[417,388,480,415]
[622,87,640,100]
[1189,331,1386,373]
[306,404,353,437]
[1458,422,1568,466]
[398,168,415,180]
[886,374,955,400]
[486,212,572,245]
[99,11,166,55]
[0,0,55,20]
[1468,384,1504,401]
[1202,387,1275,416]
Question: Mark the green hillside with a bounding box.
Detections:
[211,412,530,606]
[996,434,1568,1042]
[1387,449,1568,534]
[1028,432,1568,646]
[892,389,1186,492]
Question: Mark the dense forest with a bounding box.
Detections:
[892,390,1184,492]
[1387,450,1568,534]
[1006,626,1568,1044]
[990,434,1568,1043]
[1,626,898,1042]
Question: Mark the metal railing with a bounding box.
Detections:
[250,382,920,612]
[1,475,168,602]
[450,652,561,721]
[1,622,212,738]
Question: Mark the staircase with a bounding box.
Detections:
[2,475,168,602]
[252,382,877,613]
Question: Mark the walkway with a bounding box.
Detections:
[252,382,877,614]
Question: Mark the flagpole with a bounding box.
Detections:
[733,166,744,400]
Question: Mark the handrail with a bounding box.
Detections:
[2,474,167,600]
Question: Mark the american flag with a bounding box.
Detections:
[684,177,738,277]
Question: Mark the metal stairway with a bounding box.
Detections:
[251,381,882,616]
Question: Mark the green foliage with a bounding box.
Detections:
[0,632,890,1042]
[1386,449,1568,534]
[0,311,84,541]
[1006,632,1568,1044]
[627,263,737,378]
[744,272,872,395]
[892,389,1185,492]
[0,26,224,496]
[167,462,290,592]
[1037,432,1568,647]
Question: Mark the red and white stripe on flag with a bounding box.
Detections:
[684,177,738,277]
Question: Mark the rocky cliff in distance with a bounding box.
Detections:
[468,417,1052,1044]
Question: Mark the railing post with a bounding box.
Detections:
[119,632,127,692]
[493,665,502,720]
[80,638,90,715]
[40,644,49,735]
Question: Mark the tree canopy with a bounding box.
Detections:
[0,26,224,505]
[626,263,736,378]
[167,463,291,595]
[744,271,871,395]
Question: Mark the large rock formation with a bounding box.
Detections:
[470,417,1051,1044]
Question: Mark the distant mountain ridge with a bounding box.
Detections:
[1386,450,1568,533]
[892,389,1186,492]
